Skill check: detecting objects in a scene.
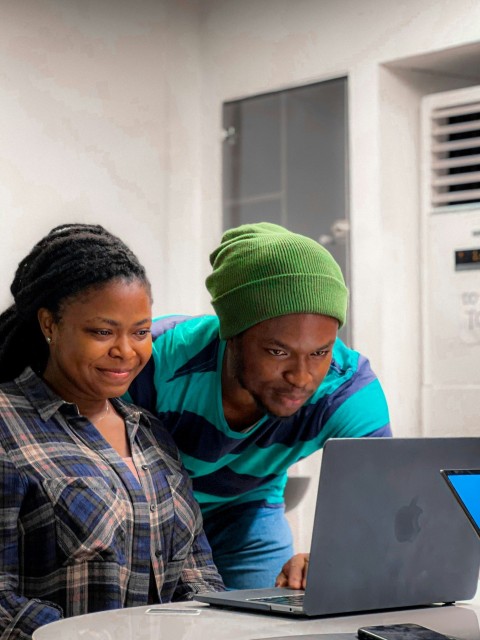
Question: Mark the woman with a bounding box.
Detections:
[0,224,224,639]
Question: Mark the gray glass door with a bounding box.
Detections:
[222,77,351,343]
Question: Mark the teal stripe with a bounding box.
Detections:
[181,451,239,477]
[184,380,387,480]
[227,443,313,475]
[306,338,358,401]
[319,379,389,441]
[183,441,314,478]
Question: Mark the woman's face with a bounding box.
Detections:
[39,278,152,406]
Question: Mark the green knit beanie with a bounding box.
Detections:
[206,222,348,339]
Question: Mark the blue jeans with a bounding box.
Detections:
[202,503,294,590]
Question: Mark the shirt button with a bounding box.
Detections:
[142,464,148,470]
[150,503,157,512]
[155,549,162,557]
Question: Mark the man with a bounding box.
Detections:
[127,222,391,589]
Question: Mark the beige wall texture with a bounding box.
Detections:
[2,0,480,551]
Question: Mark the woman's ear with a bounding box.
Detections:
[37,308,56,344]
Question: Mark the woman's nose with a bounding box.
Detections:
[109,335,135,358]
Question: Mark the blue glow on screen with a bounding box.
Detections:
[448,473,480,528]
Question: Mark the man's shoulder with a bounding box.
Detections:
[307,338,390,438]
[151,314,220,344]
[127,314,222,411]
[150,314,222,371]
[329,337,371,380]
[312,338,378,400]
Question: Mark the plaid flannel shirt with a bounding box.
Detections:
[0,368,224,640]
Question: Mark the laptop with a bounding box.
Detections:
[196,437,480,616]
[441,468,480,537]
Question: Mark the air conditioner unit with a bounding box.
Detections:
[421,85,480,436]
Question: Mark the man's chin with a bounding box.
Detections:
[250,393,307,419]
[268,396,311,417]
[264,405,302,419]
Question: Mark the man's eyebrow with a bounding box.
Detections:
[267,338,336,350]
[314,340,336,350]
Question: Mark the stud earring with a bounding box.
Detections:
[46,337,51,344]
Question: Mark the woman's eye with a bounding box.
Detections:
[88,329,111,337]
[136,329,151,337]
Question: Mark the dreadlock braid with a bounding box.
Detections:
[0,223,150,383]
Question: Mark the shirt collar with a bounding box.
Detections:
[15,366,152,429]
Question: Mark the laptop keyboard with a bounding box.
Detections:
[247,593,305,607]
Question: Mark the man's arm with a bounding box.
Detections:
[275,553,309,590]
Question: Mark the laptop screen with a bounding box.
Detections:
[441,469,480,536]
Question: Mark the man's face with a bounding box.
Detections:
[229,313,339,418]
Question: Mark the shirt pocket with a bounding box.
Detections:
[165,473,196,562]
[42,476,128,566]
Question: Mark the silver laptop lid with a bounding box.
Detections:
[196,438,480,617]
[304,437,480,615]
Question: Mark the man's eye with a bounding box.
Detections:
[268,349,286,356]
[136,329,151,337]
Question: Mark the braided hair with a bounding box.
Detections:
[0,223,151,383]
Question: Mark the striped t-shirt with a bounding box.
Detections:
[126,315,391,514]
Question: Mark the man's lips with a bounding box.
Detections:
[273,390,311,405]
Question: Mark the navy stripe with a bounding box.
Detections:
[159,401,335,462]
[128,357,157,414]
[192,466,279,497]
[363,424,392,437]
[158,411,253,460]
[168,339,219,381]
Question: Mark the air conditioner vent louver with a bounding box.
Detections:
[430,101,480,209]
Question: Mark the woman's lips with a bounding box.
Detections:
[97,368,133,381]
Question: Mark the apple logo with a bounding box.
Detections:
[394,497,423,542]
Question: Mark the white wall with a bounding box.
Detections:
[3,0,480,553]
[0,0,205,316]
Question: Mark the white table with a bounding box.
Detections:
[32,591,480,640]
